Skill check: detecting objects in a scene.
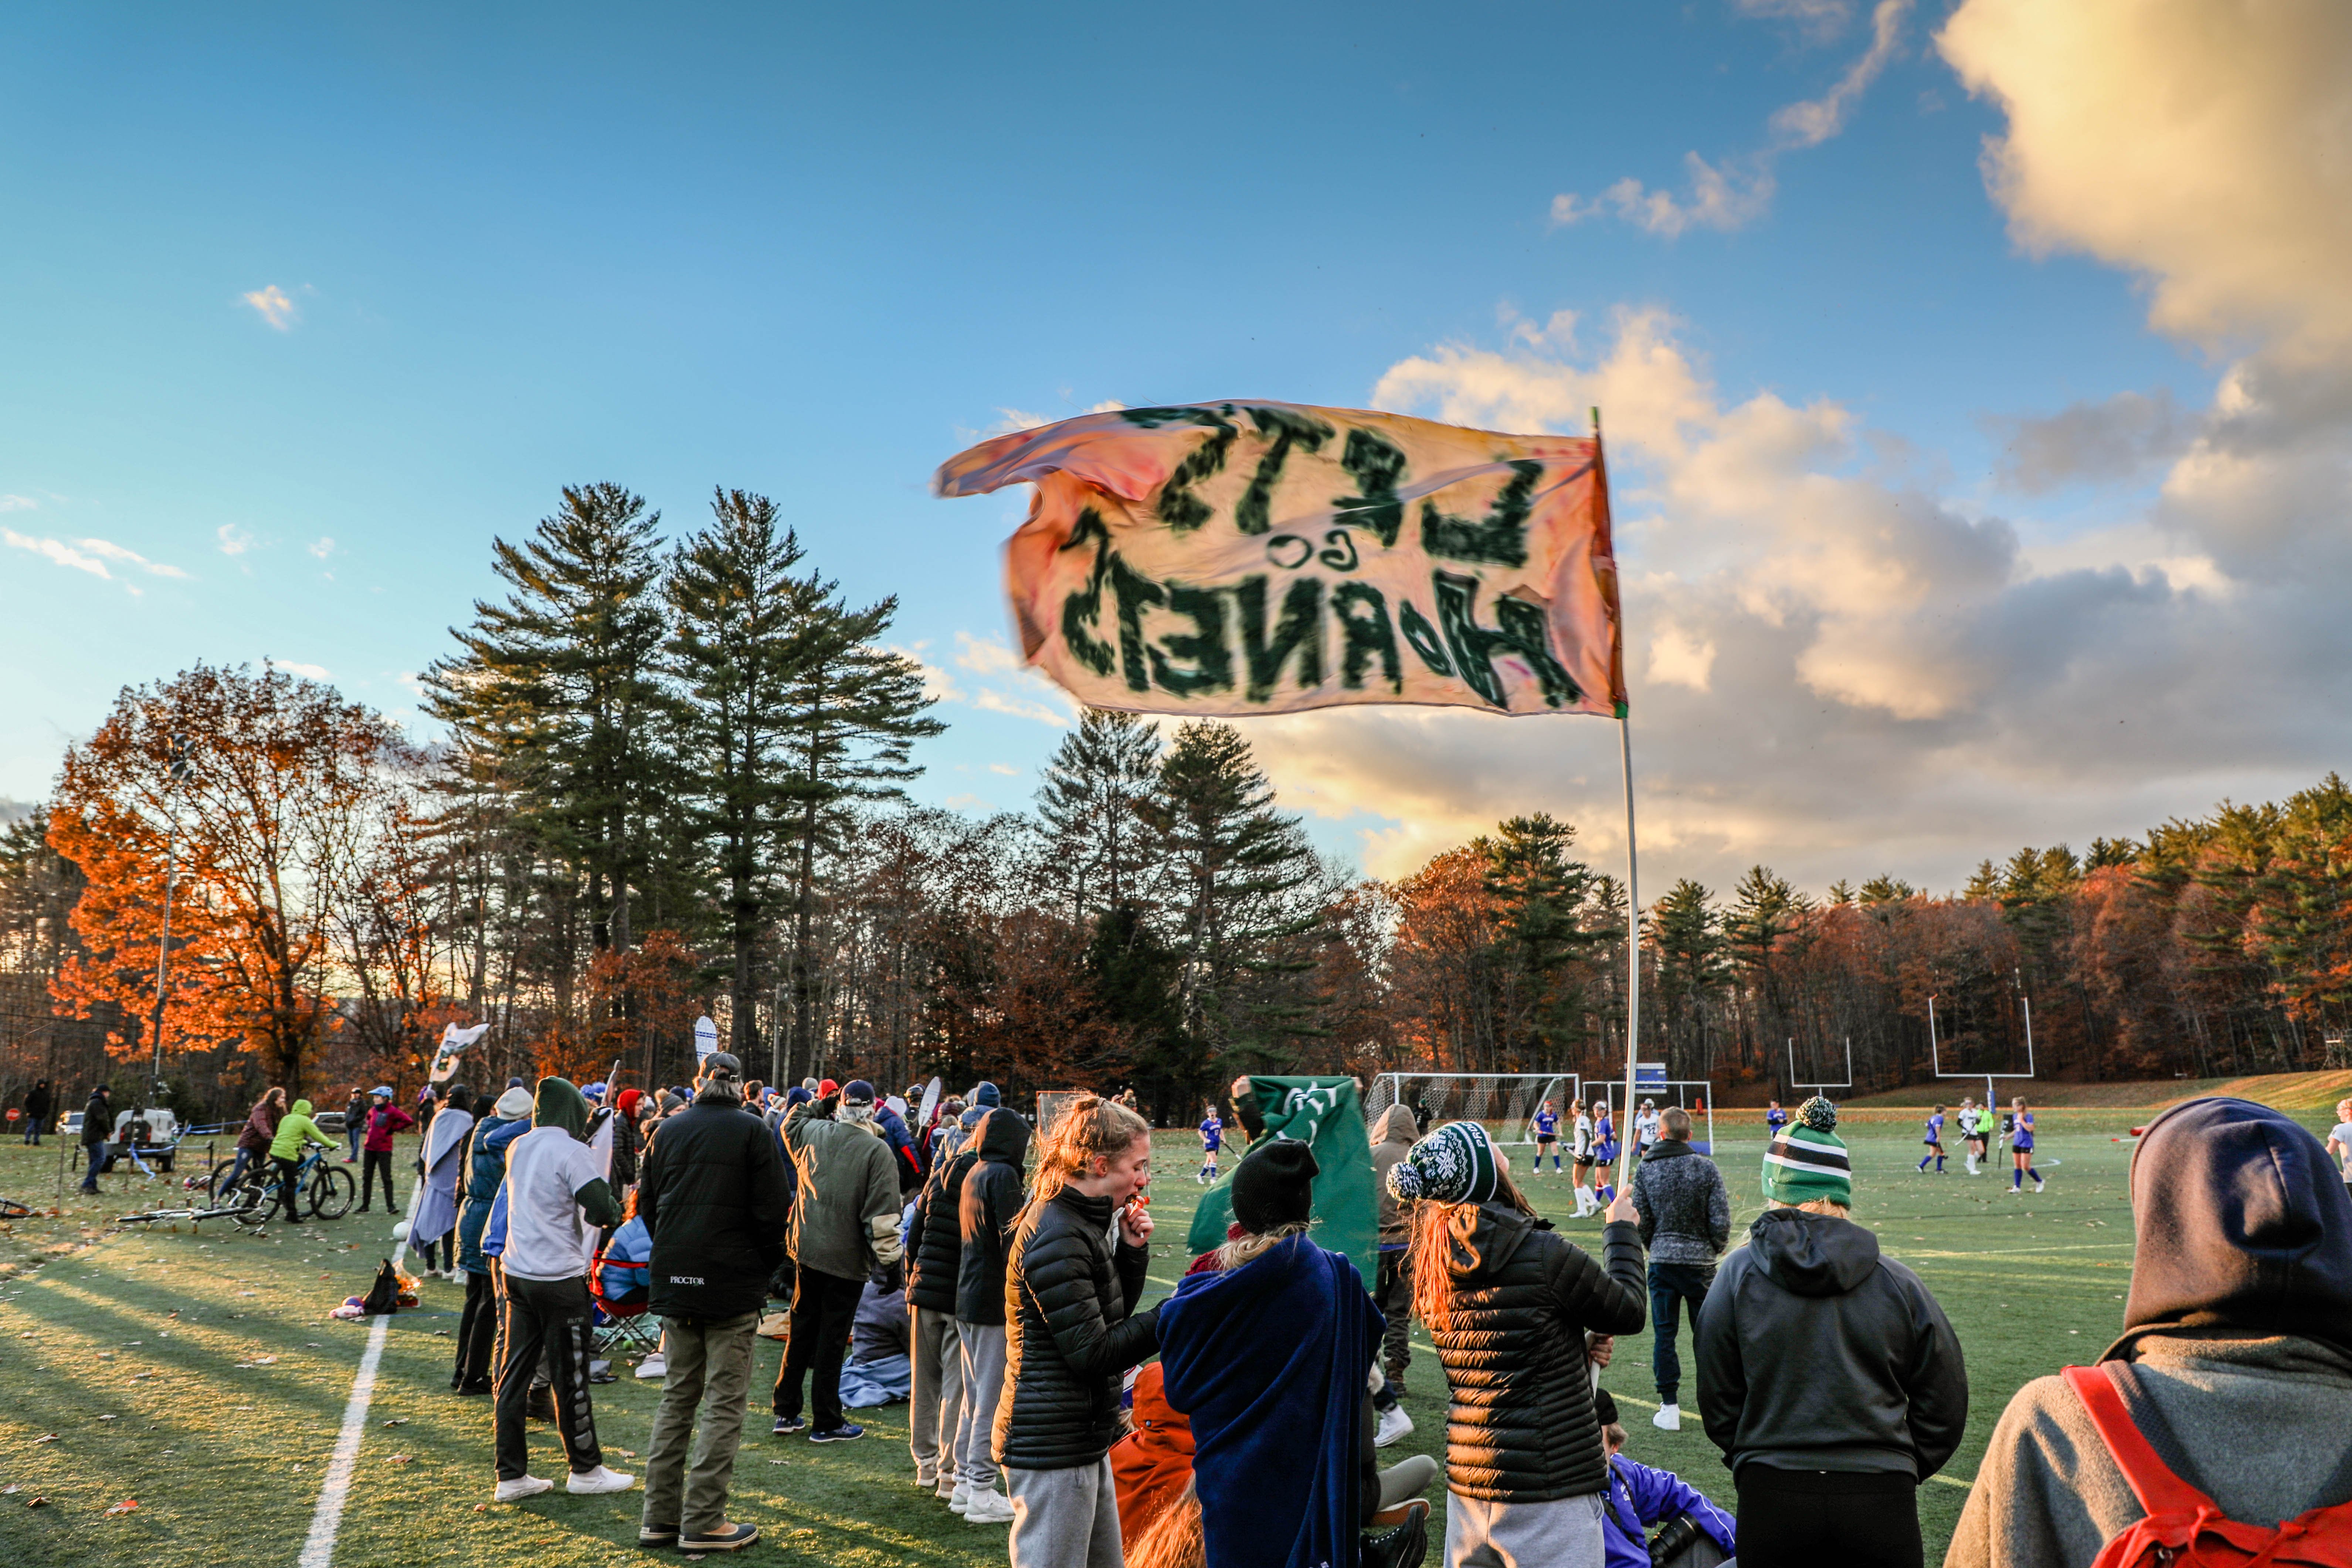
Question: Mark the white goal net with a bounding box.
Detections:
[1364,1072,1581,1146]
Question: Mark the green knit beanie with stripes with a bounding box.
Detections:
[1762,1096,1852,1206]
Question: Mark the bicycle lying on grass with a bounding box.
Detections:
[119,1146,360,1231]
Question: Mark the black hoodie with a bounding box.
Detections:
[956,1107,1032,1324]
[2110,1095,2352,1362]
[1694,1207,1968,1481]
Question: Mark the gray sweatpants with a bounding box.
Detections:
[1006,1456,1121,1568]
[954,1319,1007,1490]
[1445,1489,1607,1568]
[908,1306,964,1482]
[641,1311,758,1538]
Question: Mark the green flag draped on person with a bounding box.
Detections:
[1187,1076,1382,1286]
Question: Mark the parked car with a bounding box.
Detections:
[314,1110,348,1135]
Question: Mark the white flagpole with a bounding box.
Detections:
[1616,710,1642,1194]
[1598,404,1643,1198]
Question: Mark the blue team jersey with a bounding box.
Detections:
[1199,1117,1222,1150]
[2012,1112,2034,1151]
[1924,1113,1945,1143]
[1535,1110,1558,1138]
[1766,1108,1788,1133]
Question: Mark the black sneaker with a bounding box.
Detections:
[1362,1500,1429,1568]
[771,1415,807,1435]
[809,1423,865,1443]
[679,1523,758,1552]
[456,1379,493,1396]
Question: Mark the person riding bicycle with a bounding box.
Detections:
[267,1098,335,1225]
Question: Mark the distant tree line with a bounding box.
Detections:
[0,483,2344,1116]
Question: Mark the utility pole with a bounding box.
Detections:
[144,736,195,1116]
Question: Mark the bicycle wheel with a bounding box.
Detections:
[308,1164,354,1220]
[202,1157,244,1202]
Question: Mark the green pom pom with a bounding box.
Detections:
[1798,1096,1839,1132]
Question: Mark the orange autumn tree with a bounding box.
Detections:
[50,663,416,1096]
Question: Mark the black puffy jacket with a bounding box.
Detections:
[907,1140,978,1315]
[1427,1206,1646,1502]
[1695,1208,1967,1481]
[993,1186,1160,1471]
[956,1108,1031,1325]
[637,1096,795,1321]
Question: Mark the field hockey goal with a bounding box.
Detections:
[1364,1072,1581,1146]
[1593,1074,1718,1156]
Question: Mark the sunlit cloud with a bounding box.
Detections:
[241,284,300,330]
[273,660,332,681]
[3,529,188,592]
[1552,0,1911,236]
[0,495,35,513]
[308,536,336,560]
[217,523,257,556]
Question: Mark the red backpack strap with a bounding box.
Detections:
[2062,1364,2217,1521]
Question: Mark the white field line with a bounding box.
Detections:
[298,1164,423,1567]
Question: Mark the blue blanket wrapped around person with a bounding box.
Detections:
[1158,1231,1380,1568]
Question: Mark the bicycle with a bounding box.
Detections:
[211,1146,356,1226]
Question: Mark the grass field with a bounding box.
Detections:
[0,1100,2341,1566]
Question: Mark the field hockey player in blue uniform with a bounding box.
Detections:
[1764,1099,1787,1138]
[1591,1100,1619,1203]
[2007,1096,2042,1193]
[1197,1103,1223,1183]
[1532,1099,1561,1173]
[1917,1104,1947,1173]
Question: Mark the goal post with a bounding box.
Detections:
[1592,1070,1718,1157]
[1034,1089,1088,1141]
[1364,1072,1581,1147]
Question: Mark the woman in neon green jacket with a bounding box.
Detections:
[267,1099,334,1223]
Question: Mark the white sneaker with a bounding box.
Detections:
[964,1490,1015,1525]
[566,1465,635,1495]
[1652,1402,1683,1432]
[2034,1181,2045,1193]
[916,1467,936,1490]
[494,1475,554,1502]
[635,1355,667,1379]
[1375,1405,1413,1447]
[948,1482,972,1514]
[934,1472,959,1500]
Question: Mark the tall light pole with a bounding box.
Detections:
[144,736,195,1114]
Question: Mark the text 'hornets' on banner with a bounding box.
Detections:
[934,401,1626,719]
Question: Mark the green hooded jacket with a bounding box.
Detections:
[269,1099,333,1160]
[530,1076,621,1231]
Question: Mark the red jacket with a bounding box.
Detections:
[363,1103,414,1153]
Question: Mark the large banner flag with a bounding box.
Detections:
[1188,1076,1381,1285]
[934,402,1624,718]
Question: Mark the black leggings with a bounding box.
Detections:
[270,1156,305,1222]
[454,1267,497,1388]
[1736,1468,1920,1568]
[360,1148,397,1211]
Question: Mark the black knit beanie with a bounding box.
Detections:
[1230,1137,1319,1233]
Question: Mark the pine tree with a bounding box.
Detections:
[425,483,673,956]
[775,590,944,1082]
[1649,877,1728,1071]
[1036,709,1164,922]
[1147,721,1327,1075]
[1481,814,1602,1060]
[665,489,839,1065]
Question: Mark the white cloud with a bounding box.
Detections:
[241,285,299,331]
[0,495,35,513]
[273,660,332,681]
[308,536,336,560]
[1553,0,1911,236]
[1278,276,2352,889]
[954,631,1023,676]
[1940,0,2352,358]
[217,523,257,556]
[4,529,187,590]
[971,688,1069,727]
[988,763,1020,777]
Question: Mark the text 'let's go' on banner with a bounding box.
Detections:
[934,401,1626,721]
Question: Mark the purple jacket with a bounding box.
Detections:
[1602,1454,1736,1568]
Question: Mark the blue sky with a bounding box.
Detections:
[6,3,2345,896]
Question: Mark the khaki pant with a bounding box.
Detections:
[909,1306,964,1482]
[642,1312,759,1537]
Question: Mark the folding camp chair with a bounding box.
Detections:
[590,1249,660,1360]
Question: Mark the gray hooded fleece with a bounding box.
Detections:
[1944,1098,2352,1567]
